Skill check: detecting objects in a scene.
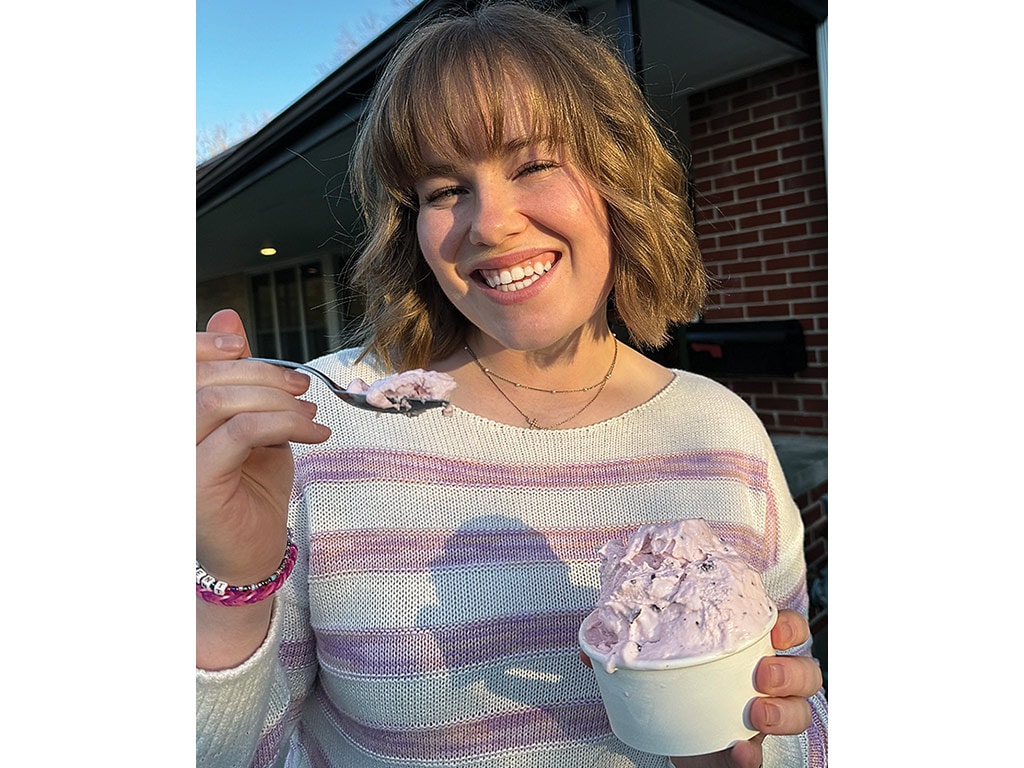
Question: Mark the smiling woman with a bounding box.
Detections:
[348,5,706,373]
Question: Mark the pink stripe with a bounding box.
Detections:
[316,610,586,675]
[313,686,611,761]
[295,448,770,490]
[309,521,776,578]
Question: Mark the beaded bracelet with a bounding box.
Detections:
[196,532,298,606]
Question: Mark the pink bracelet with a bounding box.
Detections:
[196,533,298,606]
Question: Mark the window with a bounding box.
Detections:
[250,257,349,361]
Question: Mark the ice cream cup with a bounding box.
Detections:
[578,605,777,757]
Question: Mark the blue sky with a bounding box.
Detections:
[197,0,421,151]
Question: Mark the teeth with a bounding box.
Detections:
[479,260,552,291]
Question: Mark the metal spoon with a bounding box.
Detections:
[249,358,451,414]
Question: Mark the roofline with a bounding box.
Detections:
[196,0,475,217]
[196,0,824,217]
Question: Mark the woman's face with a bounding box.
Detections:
[413,109,615,354]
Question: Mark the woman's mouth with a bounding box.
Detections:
[476,258,554,292]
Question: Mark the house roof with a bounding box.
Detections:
[197,0,826,282]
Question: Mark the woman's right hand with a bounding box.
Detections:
[196,309,331,668]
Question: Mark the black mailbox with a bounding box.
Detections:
[682,319,807,377]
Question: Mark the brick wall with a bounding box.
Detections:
[688,57,827,437]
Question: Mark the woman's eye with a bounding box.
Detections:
[518,161,559,177]
[423,186,463,204]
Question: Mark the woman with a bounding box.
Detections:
[196,3,826,767]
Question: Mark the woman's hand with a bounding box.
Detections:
[196,309,331,669]
[669,609,823,768]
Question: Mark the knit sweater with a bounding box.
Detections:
[197,348,828,768]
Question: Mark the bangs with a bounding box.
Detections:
[377,25,591,196]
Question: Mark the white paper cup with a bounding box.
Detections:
[579,609,776,757]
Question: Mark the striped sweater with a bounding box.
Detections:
[197,348,828,768]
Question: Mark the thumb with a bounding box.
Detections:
[204,308,253,358]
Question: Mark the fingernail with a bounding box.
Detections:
[214,334,244,351]
[762,702,781,727]
[285,371,309,387]
[767,662,785,688]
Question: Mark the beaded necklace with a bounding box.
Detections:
[463,338,618,429]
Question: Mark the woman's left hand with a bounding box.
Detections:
[669,609,823,768]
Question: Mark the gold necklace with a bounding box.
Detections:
[463,338,618,429]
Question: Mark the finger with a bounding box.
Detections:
[755,654,823,698]
[197,359,313,395]
[728,735,765,768]
[670,735,763,768]
[747,694,812,736]
[770,609,810,651]
[197,409,330,486]
[196,384,320,444]
[198,308,253,361]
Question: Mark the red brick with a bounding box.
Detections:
[697,189,735,206]
[782,202,823,221]
[788,268,828,285]
[694,159,733,176]
[712,139,755,160]
[745,304,790,319]
[759,397,801,410]
[779,413,826,429]
[754,128,803,150]
[732,86,776,109]
[740,242,787,260]
[738,211,783,229]
[767,285,813,302]
[713,170,757,190]
[710,200,759,219]
[708,110,754,132]
[733,117,777,141]
[752,94,799,119]
[777,107,821,128]
[782,173,823,191]
[762,223,810,241]
[777,381,824,396]
[737,181,781,200]
[718,230,761,248]
[776,71,820,96]
[742,271,788,288]
[701,306,745,321]
[760,191,807,211]
[802,122,823,141]
[791,300,828,316]
[785,236,828,254]
[764,254,812,271]
[717,288,766,304]
[758,160,806,182]
[735,149,780,170]
[781,140,825,161]
[695,128,734,149]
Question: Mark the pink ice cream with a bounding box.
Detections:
[581,519,776,673]
[346,369,457,411]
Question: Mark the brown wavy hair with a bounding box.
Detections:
[348,0,706,371]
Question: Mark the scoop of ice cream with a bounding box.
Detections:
[581,519,776,672]
[346,369,457,411]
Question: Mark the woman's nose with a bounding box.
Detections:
[468,184,525,246]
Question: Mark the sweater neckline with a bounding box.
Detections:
[445,372,683,433]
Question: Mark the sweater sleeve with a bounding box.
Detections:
[196,493,319,768]
[196,598,285,768]
[754,424,828,768]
